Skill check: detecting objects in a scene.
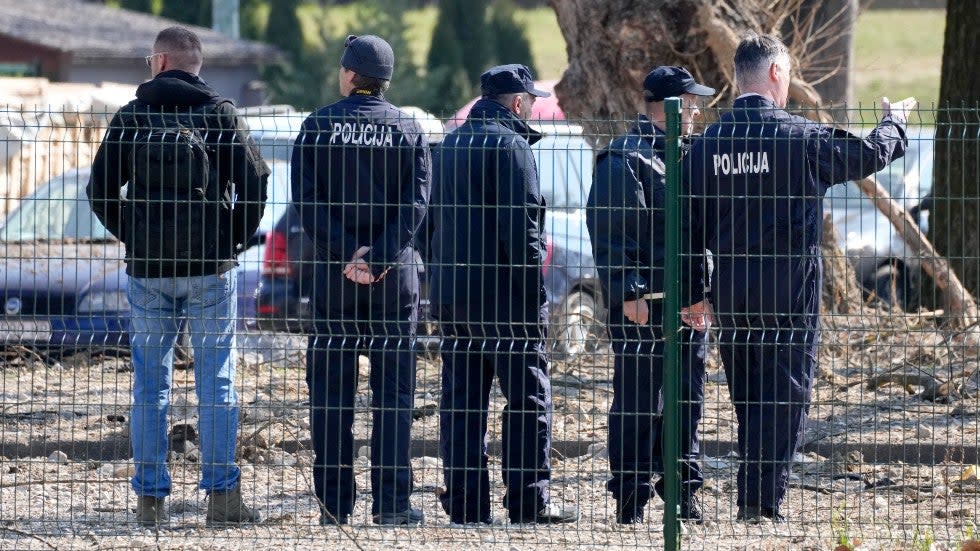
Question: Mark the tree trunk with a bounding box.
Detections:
[932,0,980,327]
[546,0,855,132]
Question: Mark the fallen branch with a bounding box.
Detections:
[853,175,980,330]
[0,526,57,550]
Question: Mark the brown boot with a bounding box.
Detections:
[135,496,167,527]
[206,484,260,526]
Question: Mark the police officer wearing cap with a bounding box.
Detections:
[586,66,715,524]
[687,34,913,522]
[291,34,430,526]
[430,64,579,525]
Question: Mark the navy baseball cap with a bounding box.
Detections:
[643,66,715,102]
[340,34,394,80]
[480,64,551,97]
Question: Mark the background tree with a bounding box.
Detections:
[160,0,212,27]
[239,0,267,40]
[489,0,537,75]
[546,0,852,132]
[425,11,473,112]
[931,0,980,312]
[265,0,304,60]
[118,0,153,14]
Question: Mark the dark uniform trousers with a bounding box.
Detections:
[606,300,706,506]
[713,256,819,510]
[307,296,418,519]
[437,303,551,523]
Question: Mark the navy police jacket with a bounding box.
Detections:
[587,115,706,309]
[429,98,548,321]
[687,94,907,297]
[291,91,431,313]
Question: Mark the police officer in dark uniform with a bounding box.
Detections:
[291,34,431,526]
[587,66,715,524]
[431,64,578,525]
[687,34,913,522]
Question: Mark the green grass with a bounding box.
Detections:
[853,9,945,118]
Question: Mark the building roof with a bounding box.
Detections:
[0,0,279,65]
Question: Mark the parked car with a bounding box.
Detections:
[824,128,934,309]
[0,163,291,353]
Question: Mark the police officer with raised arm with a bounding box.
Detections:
[687,33,913,522]
[587,66,715,524]
[291,34,430,526]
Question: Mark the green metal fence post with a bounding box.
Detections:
[662,96,683,551]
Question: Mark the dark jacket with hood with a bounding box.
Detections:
[430,98,547,322]
[587,115,706,310]
[88,69,270,278]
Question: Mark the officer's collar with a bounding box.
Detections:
[468,98,543,145]
[733,94,779,109]
[632,114,666,151]
[349,88,384,99]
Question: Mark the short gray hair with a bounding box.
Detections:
[733,33,789,87]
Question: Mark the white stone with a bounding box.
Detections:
[47,450,68,464]
[358,445,371,459]
[114,462,135,478]
[915,426,934,439]
[872,496,888,510]
[418,456,441,470]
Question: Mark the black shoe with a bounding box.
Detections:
[653,479,702,523]
[510,503,579,524]
[615,498,645,524]
[319,511,350,525]
[374,508,424,526]
[737,505,785,523]
[679,494,703,523]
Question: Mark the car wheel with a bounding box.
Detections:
[872,263,919,311]
[550,290,606,360]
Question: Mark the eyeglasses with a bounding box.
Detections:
[344,35,358,47]
[144,52,166,68]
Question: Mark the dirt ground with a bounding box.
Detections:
[1,324,979,551]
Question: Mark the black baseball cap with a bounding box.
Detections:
[642,66,715,102]
[340,34,394,81]
[480,64,551,97]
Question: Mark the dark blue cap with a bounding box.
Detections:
[340,34,394,81]
[480,64,550,97]
[642,66,715,102]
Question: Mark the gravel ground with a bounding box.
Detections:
[1,327,979,551]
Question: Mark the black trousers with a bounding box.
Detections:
[306,310,417,518]
[437,304,552,523]
[606,301,706,506]
[714,257,819,510]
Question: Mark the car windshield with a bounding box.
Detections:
[0,170,112,242]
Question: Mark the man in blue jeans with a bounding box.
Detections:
[88,27,269,527]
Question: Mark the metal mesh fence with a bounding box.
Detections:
[0,101,978,551]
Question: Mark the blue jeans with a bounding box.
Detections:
[127,271,241,498]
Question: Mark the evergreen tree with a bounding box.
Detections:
[118,0,153,14]
[427,0,492,83]
[488,0,536,75]
[160,0,211,27]
[265,0,304,59]
[239,0,267,41]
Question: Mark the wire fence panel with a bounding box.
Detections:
[0,104,978,551]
